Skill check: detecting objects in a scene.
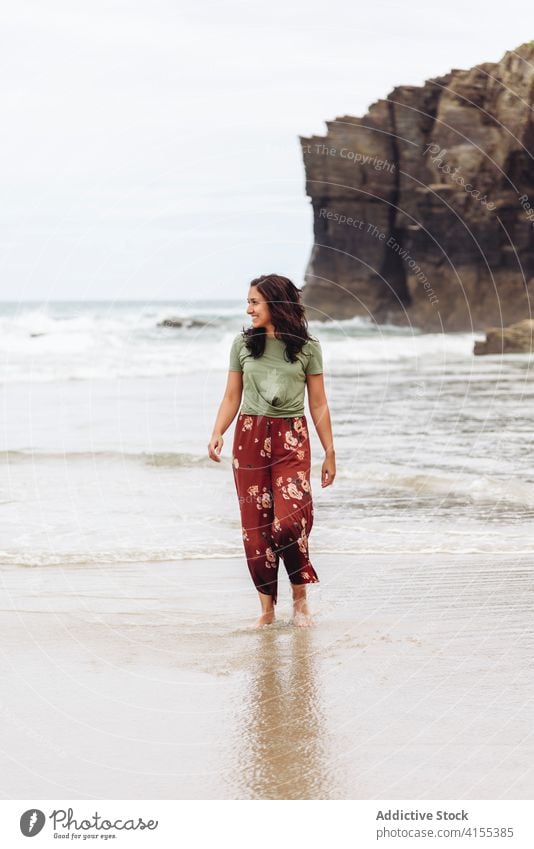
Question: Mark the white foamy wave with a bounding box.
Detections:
[2,541,534,567]
[323,332,481,365]
[1,300,493,383]
[1,450,215,468]
[338,463,534,510]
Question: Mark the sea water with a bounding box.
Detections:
[1,298,533,567]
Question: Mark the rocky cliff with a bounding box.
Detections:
[300,42,534,330]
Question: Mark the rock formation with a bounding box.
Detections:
[300,42,534,331]
[157,318,208,328]
[474,318,534,354]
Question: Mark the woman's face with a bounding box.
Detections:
[246,286,272,330]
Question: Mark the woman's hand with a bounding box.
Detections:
[208,434,224,462]
[321,451,336,487]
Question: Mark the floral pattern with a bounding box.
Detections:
[245,484,273,512]
[260,436,271,458]
[231,413,319,606]
[281,417,308,461]
[274,468,311,503]
[296,516,308,554]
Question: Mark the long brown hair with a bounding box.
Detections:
[242,274,317,362]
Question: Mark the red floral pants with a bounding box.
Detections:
[231,412,319,605]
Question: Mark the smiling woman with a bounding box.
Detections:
[208,274,336,629]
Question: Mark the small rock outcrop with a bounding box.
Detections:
[300,42,534,331]
[157,318,207,328]
[474,318,534,354]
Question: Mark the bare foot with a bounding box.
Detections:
[292,598,313,627]
[292,611,313,627]
[255,610,275,628]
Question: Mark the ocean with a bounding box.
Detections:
[1,298,533,568]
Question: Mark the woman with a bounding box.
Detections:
[208,274,336,628]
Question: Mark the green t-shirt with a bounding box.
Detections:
[228,333,323,417]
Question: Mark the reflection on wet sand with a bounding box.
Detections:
[236,627,328,799]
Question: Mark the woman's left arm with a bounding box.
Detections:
[306,373,336,488]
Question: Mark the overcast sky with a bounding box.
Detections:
[1,0,531,301]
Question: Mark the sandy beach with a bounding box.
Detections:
[1,552,532,800]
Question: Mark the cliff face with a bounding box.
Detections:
[300,43,534,330]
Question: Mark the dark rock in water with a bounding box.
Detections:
[474,319,534,354]
[157,317,208,328]
[300,42,534,331]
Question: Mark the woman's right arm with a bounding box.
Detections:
[207,371,243,462]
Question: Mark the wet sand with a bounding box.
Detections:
[0,553,532,799]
